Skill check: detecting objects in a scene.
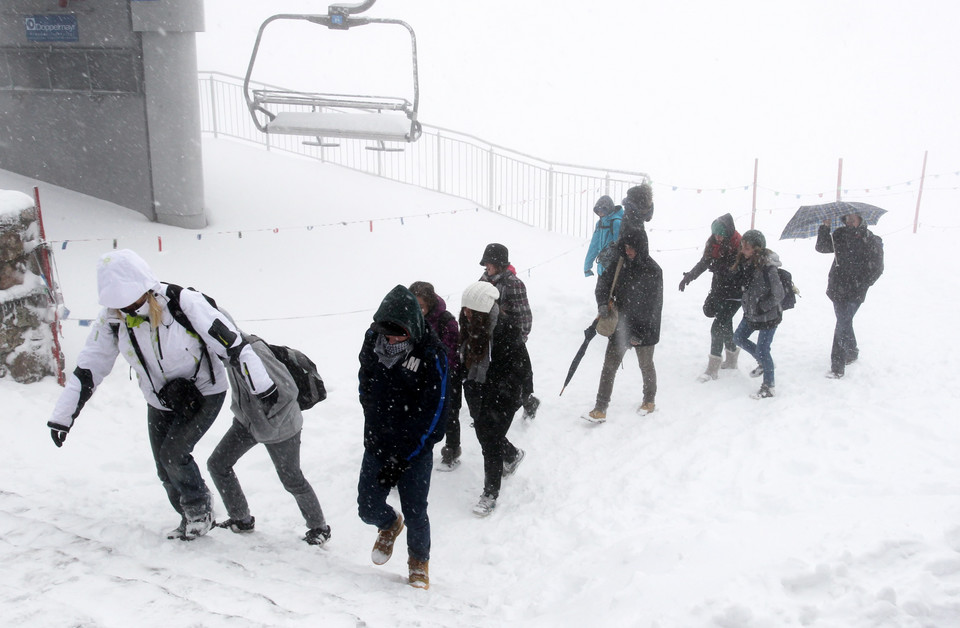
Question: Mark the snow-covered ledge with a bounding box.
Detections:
[0,190,60,383]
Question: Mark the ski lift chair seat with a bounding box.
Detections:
[266,111,416,142]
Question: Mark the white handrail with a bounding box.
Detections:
[199,71,649,239]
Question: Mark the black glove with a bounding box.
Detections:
[376,456,410,489]
[47,422,69,448]
[258,384,279,414]
[678,273,691,292]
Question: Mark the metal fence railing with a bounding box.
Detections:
[198,71,649,239]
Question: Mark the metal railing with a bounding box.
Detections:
[199,72,648,239]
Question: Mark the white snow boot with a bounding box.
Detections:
[697,354,722,382]
[721,347,740,370]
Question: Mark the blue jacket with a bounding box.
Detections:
[584,208,624,276]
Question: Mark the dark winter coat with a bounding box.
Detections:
[480,267,533,341]
[359,286,447,464]
[738,251,785,329]
[685,213,743,302]
[596,226,663,346]
[462,315,531,420]
[815,224,884,304]
[424,294,460,375]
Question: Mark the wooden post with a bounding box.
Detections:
[913,150,928,234]
[750,158,758,229]
[836,158,843,201]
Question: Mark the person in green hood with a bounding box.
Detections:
[357,285,448,590]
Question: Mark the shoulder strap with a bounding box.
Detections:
[608,257,624,300]
[163,283,216,384]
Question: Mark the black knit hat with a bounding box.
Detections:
[479,243,509,267]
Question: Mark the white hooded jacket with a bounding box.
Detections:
[49,250,274,430]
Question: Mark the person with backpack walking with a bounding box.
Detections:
[678,214,743,382]
[584,224,663,421]
[357,285,448,589]
[732,230,785,399]
[409,281,463,471]
[459,281,531,517]
[478,243,540,420]
[815,213,884,378]
[206,324,332,546]
[46,249,277,541]
[584,195,624,277]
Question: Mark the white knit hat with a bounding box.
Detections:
[461,281,500,313]
[96,249,161,308]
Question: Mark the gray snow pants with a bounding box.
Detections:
[207,419,327,530]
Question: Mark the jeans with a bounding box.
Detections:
[464,380,521,499]
[831,301,861,374]
[733,319,777,387]
[147,392,224,520]
[710,298,742,357]
[357,449,433,561]
[207,420,327,530]
[595,322,657,409]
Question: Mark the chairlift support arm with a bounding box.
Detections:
[242,10,421,143]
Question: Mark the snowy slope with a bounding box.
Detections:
[2,138,960,628]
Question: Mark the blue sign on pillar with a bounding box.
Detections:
[24,15,79,42]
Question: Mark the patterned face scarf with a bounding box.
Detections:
[374,333,413,368]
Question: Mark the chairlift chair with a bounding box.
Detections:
[242,2,422,151]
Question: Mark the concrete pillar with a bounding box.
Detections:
[132,0,206,228]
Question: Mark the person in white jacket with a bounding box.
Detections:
[47,249,276,541]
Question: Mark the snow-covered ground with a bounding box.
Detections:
[2,137,960,627]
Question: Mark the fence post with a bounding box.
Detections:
[604,172,611,197]
[547,166,556,232]
[913,150,928,234]
[487,146,495,211]
[435,131,443,194]
[207,76,219,139]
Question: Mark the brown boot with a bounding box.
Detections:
[371,514,404,565]
[408,557,429,589]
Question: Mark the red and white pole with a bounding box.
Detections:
[33,187,66,386]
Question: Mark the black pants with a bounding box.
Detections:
[442,370,464,450]
[464,380,520,499]
[146,392,224,520]
[709,297,742,357]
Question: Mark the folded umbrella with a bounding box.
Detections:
[779,201,887,240]
[559,319,599,396]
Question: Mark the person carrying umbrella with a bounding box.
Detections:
[583,225,662,421]
[678,213,743,382]
[815,213,884,378]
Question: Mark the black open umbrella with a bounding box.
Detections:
[559,318,599,396]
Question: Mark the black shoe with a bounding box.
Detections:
[304,524,332,546]
[216,516,255,533]
[522,395,540,420]
[503,448,525,476]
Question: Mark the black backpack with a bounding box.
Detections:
[263,342,327,410]
[777,268,798,310]
[165,284,326,410]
